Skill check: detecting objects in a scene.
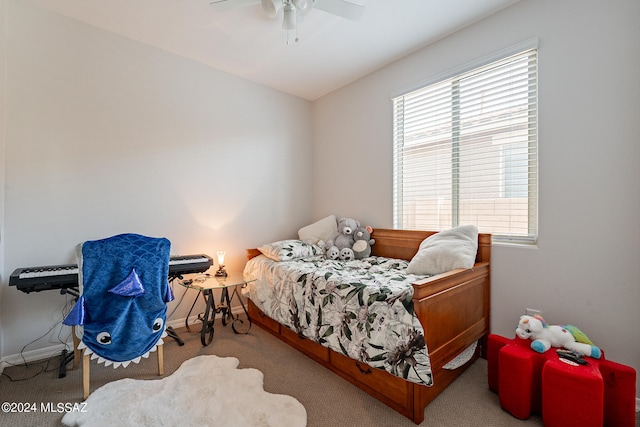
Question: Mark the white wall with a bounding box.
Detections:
[0,0,7,362]
[1,1,312,359]
[313,0,640,393]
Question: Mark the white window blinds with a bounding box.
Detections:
[393,48,538,243]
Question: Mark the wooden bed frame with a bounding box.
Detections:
[245,228,491,424]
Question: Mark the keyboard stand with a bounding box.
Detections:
[58,349,74,378]
[166,326,184,346]
[59,288,81,378]
[166,275,185,346]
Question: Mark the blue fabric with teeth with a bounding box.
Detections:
[64,233,172,364]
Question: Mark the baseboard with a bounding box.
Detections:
[1,343,69,372]
[0,312,244,372]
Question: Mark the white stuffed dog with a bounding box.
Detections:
[516,314,601,358]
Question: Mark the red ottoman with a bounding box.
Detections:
[488,334,547,418]
[487,334,637,427]
[498,341,546,418]
[600,359,637,427]
[487,333,510,392]
[542,357,604,427]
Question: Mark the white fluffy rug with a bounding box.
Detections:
[62,355,307,427]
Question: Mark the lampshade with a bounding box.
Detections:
[215,250,227,277]
[216,250,226,267]
[261,0,279,18]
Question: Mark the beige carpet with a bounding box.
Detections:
[1,315,635,426]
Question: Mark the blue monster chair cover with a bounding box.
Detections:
[64,233,173,368]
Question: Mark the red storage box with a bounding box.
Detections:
[487,334,636,427]
[542,357,603,427]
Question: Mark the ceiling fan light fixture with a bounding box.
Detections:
[282,3,298,44]
[292,0,312,13]
[282,3,297,30]
[261,0,280,18]
[211,0,365,45]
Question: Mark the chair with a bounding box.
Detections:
[63,233,174,398]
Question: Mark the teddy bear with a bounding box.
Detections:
[324,217,360,258]
[339,247,355,261]
[515,314,601,358]
[352,226,375,259]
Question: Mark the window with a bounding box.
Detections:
[392,47,538,243]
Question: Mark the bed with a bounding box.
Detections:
[244,228,491,424]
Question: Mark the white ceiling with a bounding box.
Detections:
[38,0,519,100]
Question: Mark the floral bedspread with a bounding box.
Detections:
[244,255,433,386]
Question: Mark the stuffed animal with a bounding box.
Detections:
[325,246,340,260]
[325,217,360,256]
[339,248,355,261]
[515,314,601,358]
[352,226,375,259]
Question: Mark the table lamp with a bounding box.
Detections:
[215,250,227,277]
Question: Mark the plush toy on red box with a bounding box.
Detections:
[515,314,602,359]
[488,315,636,427]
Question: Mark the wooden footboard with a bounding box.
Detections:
[246,228,491,424]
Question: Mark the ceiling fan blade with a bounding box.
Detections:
[312,0,365,21]
[209,0,260,12]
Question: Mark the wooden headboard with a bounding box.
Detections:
[370,228,491,264]
[246,228,491,265]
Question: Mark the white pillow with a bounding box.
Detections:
[406,225,479,275]
[298,215,337,246]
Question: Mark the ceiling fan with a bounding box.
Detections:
[209,0,365,43]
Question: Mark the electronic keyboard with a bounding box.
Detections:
[9,254,213,294]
